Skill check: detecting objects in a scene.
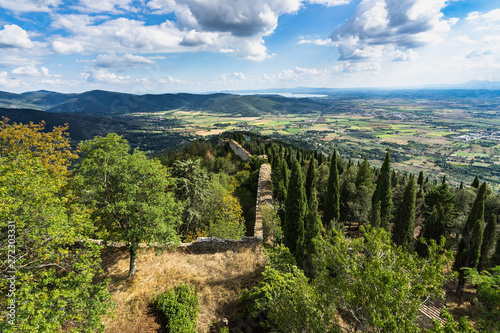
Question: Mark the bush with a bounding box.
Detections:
[154,284,199,333]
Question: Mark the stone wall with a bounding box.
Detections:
[255,163,272,239]
[229,139,251,161]
[83,236,261,254]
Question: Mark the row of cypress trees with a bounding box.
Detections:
[264,141,499,284]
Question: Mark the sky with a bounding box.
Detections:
[0,0,500,94]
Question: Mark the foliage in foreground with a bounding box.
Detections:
[240,245,339,333]
[154,284,199,333]
[313,226,452,332]
[464,266,500,332]
[0,119,112,332]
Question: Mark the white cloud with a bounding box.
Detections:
[0,25,35,49]
[330,0,452,61]
[334,61,381,72]
[307,0,350,6]
[298,38,336,46]
[84,68,134,84]
[0,0,61,13]
[52,40,85,54]
[0,71,22,87]
[73,0,138,13]
[12,64,58,77]
[12,65,41,76]
[94,52,155,67]
[391,49,418,61]
[466,9,500,23]
[158,76,187,84]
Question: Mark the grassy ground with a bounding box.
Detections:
[100,246,265,333]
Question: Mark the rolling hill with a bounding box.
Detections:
[0,90,331,117]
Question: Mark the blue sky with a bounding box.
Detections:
[0,0,499,93]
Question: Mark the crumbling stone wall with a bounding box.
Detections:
[255,163,272,239]
[229,139,251,161]
[84,236,261,254]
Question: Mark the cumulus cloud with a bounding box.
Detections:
[94,52,155,67]
[307,0,350,6]
[148,0,301,37]
[73,0,138,13]
[0,0,61,12]
[52,40,85,54]
[390,48,418,61]
[12,65,41,76]
[0,71,21,87]
[12,65,58,77]
[334,61,381,73]
[84,68,135,84]
[0,25,35,49]
[330,0,453,61]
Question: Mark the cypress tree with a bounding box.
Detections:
[478,214,497,272]
[283,158,307,258]
[491,232,500,267]
[355,158,373,188]
[459,181,464,190]
[442,175,446,184]
[371,149,392,230]
[454,182,488,294]
[305,159,316,204]
[391,170,398,188]
[323,148,340,228]
[392,175,416,252]
[416,204,447,257]
[302,183,323,277]
[471,176,480,188]
[417,171,424,186]
[318,152,324,166]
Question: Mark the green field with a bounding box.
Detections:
[121,96,500,190]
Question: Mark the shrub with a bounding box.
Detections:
[154,284,199,333]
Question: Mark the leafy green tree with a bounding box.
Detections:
[207,194,246,239]
[171,159,210,235]
[0,120,112,332]
[75,133,182,278]
[323,148,340,228]
[371,149,392,229]
[283,158,307,257]
[240,245,338,333]
[427,309,477,333]
[454,182,488,294]
[464,266,500,332]
[392,175,416,252]
[261,203,283,244]
[313,226,451,333]
[479,214,497,272]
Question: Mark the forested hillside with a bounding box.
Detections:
[1,118,499,332]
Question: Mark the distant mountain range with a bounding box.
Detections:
[0,90,330,116]
[225,80,500,95]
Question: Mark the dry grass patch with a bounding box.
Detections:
[101,246,265,333]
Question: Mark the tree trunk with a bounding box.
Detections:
[456,270,465,305]
[128,247,137,278]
